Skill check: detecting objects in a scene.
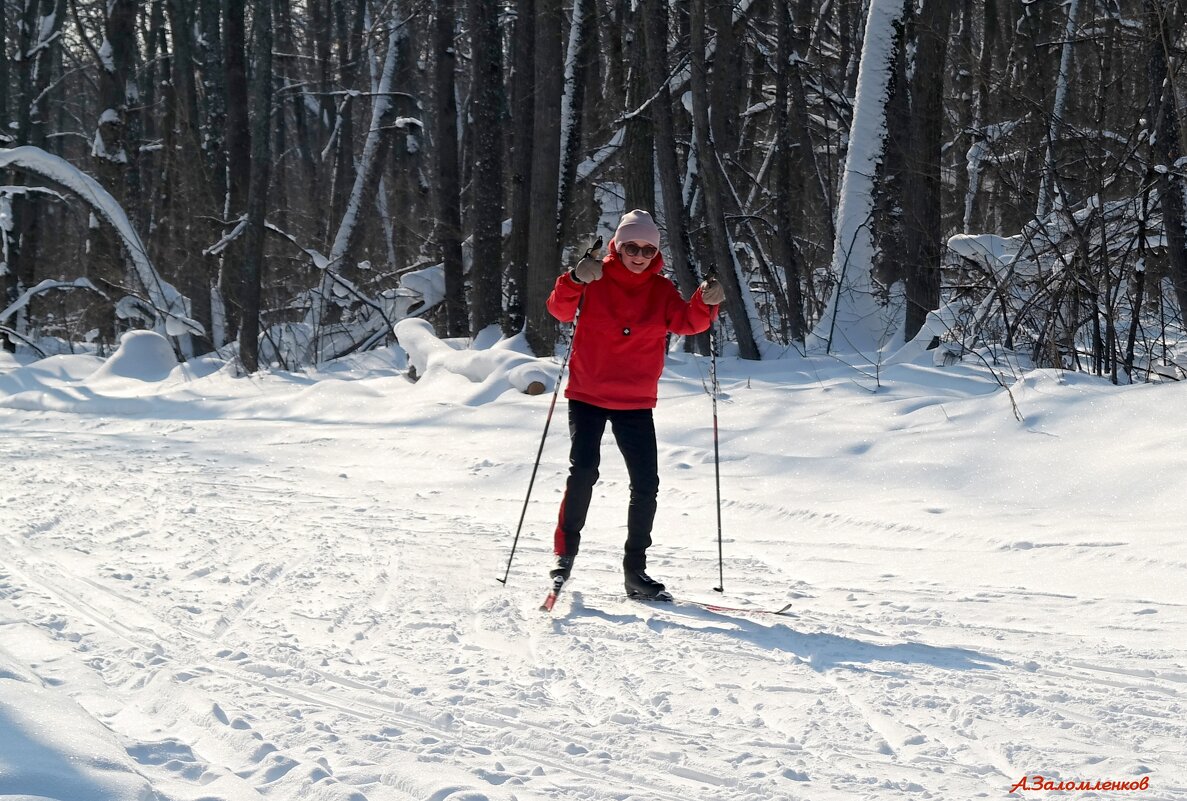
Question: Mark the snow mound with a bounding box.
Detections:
[0,354,105,396]
[394,319,557,405]
[88,330,179,383]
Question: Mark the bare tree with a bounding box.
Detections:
[469,0,505,334]
[1144,0,1187,315]
[435,0,467,336]
[690,0,761,359]
[239,0,275,373]
[505,0,535,336]
[524,0,565,355]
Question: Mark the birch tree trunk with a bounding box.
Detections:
[1036,0,1080,220]
[557,0,596,246]
[963,0,997,231]
[808,0,911,355]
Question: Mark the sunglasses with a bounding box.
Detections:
[621,242,659,259]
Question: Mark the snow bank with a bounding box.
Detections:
[0,677,154,801]
[0,353,104,397]
[394,319,557,403]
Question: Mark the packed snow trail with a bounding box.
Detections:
[1,347,1185,801]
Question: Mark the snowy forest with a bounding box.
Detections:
[2,0,1187,379]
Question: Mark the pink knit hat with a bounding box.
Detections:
[613,209,661,249]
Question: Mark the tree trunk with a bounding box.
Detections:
[389,14,425,273]
[901,0,956,342]
[708,0,743,158]
[220,0,251,343]
[8,0,61,323]
[772,0,809,342]
[557,0,596,246]
[239,0,274,373]
[622,2,654,213]
[327,0,366,252]
[505,0,536,335]
[1036,0,1080,220]
[200,0,227,210]
[469,0,505,334]
[808,0,911,355]
[690,0,761,360]
[434,0,467,337]
[641,0,699,302]
[963,0,997,230]
[1145,0,1187,316]
[0,1,7,144]
[89,0,140,347]
[524,0,564,356]
[0,0,8,350]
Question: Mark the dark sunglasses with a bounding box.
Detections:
[621,242,659,259]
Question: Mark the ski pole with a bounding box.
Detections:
[498,237,602,586]
[709,301,725,594]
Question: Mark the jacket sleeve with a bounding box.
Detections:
[546,271,585,323]
[664,282,720,335]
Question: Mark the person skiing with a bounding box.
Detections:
[545,209,725,598]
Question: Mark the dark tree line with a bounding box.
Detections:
[1,0,1186,380]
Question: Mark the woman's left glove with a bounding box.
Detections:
[572,256,603,284]
[701,278,725,305]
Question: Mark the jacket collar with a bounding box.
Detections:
[605,240,665,287]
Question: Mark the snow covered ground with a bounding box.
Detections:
[1,331,1184,801]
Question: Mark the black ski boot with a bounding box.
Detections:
[624,567,669,600]
[550,554,576,582]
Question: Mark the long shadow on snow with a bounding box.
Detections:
[569,596,1006,673]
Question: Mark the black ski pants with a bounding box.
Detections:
[554,399,659,570]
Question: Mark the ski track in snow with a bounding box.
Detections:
[2,369,1186,801]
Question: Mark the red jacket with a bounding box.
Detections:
[546,243,718,409]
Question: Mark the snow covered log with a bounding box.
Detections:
[394,318,555,395]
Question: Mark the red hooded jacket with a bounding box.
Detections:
[546,242,718,410]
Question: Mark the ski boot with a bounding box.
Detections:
[624,567,671,601]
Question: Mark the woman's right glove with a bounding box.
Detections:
[571,256,603,284]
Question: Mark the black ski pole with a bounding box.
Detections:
[497,237,602,586]
[708,295,725,594]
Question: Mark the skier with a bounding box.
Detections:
[546,209,725,599]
